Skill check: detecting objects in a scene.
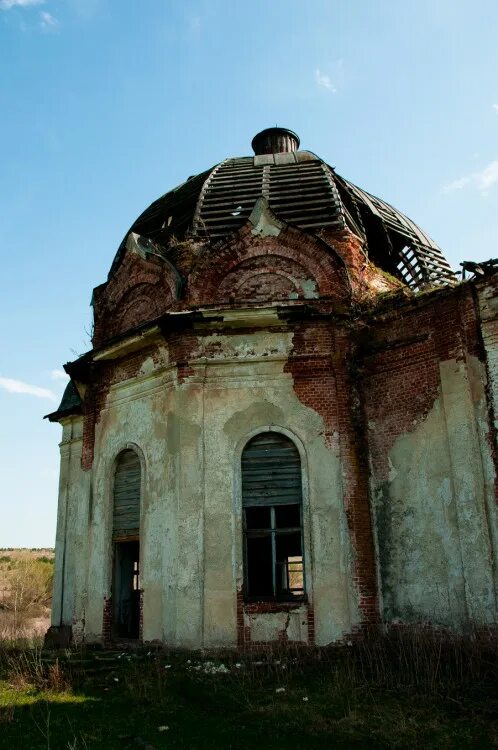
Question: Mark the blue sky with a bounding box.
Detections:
[1,0,498,546]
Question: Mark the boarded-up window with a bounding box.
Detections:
[242,432,304,600]
[113,449,141,538]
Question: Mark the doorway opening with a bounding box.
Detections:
[112,540,140,639]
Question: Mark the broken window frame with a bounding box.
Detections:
[243,502,306,602]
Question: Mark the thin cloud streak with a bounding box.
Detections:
[50,369,69,382]
[0,0,43,9]
[40,10,58,28]
[443,159,498,197]
[0,377,57,401]
[314,68,336,93]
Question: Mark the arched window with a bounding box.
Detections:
[242,432,305,601]
[113,449,141,538]
[112,449,141,639]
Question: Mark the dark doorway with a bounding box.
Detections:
[112,540,140,639]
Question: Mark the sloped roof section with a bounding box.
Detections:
[44,380,82,422]
[334,175,455,288]
[192,154,346,238]
[110,168,211,278]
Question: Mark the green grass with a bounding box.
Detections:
[0,642,496,750]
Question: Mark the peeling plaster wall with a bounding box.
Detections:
[478,277,498,446]
[371,363,495,625]
[61,328,358,648]
[477,278,498,606]
[51,416,90,637]
[365,290,498,628]
[201,340,355,647]
[51,283,498,647]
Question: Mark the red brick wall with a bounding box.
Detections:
[283,320,380,626]
[359,285,495,624]
[320,227,402,299]
[92,249,178,348]
[80,342,169,470]
[102,597,112,645]
[362,286,482,484]
[187,223,352,307]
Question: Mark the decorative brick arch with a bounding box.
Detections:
[218,255,320,303]
[113,285,165,338]
[92,244,180,347]
[187,221,351,307]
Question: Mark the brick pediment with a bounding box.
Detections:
[92,233,181,347]
[188,199,351,307]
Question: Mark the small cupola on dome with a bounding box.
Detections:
[251,127,300,155]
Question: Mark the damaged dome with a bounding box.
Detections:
[112,127,455,290]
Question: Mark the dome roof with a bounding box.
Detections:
[113,128,455,289]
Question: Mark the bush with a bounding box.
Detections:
[2,559,53,614]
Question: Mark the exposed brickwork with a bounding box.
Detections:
[284,320,338,446]
[187,223,352,307]
[102,597,113,646]
[236,589,315,648]
[320,227,402,299]
[236,590,250,646]
[81,390,97,471]
[81,219,413,476]
[62,195,498,648]
[475,276,498,505]
[220,258,304,302]
[332,328,380,625]
[307,604,316,645]
[362,286,483,484]
[92,246,179,348]
[80,343,168,470]
[139,589,144,643]
[101,594,143,644]
[282,320,380,626]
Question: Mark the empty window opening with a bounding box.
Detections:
[111,449,141,639]
[242,432,305,601]
[113,540,140,639]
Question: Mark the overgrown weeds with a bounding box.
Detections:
[3,648,70,693]
[0,627,496,748]
[0,551,53,648]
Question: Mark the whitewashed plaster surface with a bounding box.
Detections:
[52,329,358,647]
[52,312,498,647]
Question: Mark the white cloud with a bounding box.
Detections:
[39,10,58,27]
[493,104,498,114]
[0,377,57,401]
[443,159,498,197]
[315,68,336,93]
[476,160,498,193]
[50,369,69,382]
[443,176,471,193]
[0,0,43,9]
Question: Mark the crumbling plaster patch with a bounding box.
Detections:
[65,326,359,648]
[372,356,497,627]
[244,608,308,643]
[191,331,292,361]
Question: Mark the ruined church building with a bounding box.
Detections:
[47,128,498,648]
